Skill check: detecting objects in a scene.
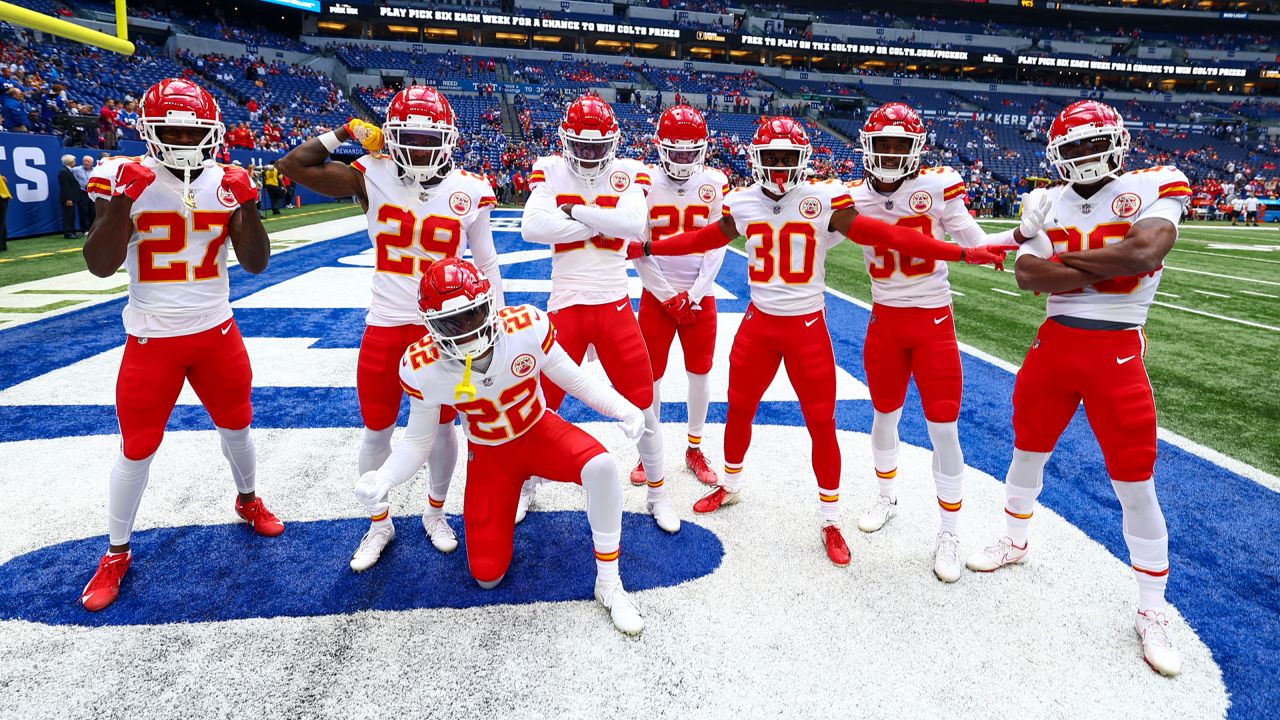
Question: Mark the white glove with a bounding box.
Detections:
[354,470,392,512]
[616,406,646,443]
[1018,189,1053,240]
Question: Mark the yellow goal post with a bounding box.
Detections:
[0,0,134,55]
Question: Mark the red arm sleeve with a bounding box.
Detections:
[648,221,735,256]
[845,213,964,262]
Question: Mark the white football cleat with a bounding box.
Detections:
[350,521,395,572]
[515,479,538,525]
[595,579,643,636]
[1135,609,1182,677]
[933,531,962,583]
[965,536,1029,572]
[422,512,458,553]
[858,495,897,533]
[647,496,681,534]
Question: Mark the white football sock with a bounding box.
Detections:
[216,425,256,495]
[687,371,711,447]
[1004,449,1049,546]
[927,420,964,534]
[108,452,155,546]
[427,421,458,513]
[639,404,665,496]
[871,408,903,499]
[1112,478,1170,612]
[651,377,663,423]
[581,453,623,585]
[358,425,395,476]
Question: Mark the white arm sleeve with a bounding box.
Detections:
[633,256,677,301]
[373,397,441,489]
[521,183,596,245]
[467,207,504,307]
[570,190,648,239]
[1016,233,1054,260]
[689,246,727,303]
[541,343,636,421]
[942,200,1017,248]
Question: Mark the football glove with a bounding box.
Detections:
[961,244,1018,272]
[1018,189,1053,241]
[344,118,384,152]
[617,406,646,443]
[220,165,258,206]
[354,470,393,512]
[113,161,156,202]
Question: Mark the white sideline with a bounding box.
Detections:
[1165,265,1280,287]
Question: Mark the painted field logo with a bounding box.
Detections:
[909,190,933,213]
[1112,192,1142,218]
[610,171,631,192]
[799,197,821,219]
[699,184,716,203]
[450,192,472,215]
[510,353,536,377]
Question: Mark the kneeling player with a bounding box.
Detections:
[350,258,648,635]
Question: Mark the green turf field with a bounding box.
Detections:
[0,201,365,288]
[815,221,1280,477]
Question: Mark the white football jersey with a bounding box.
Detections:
[1018,166,1191,327]
[526,156,650,311]
[634,161,729,301]
[724,179,853,316]
[397,304,556,447]
[87,155,247,338]
[848,166,988,309]
[352,155,498,326]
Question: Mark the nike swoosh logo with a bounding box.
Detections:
[934,315,949,325]
[1116,355,1136,365]
[805,318,819,327]
[616,303,629,312]
[220,322,234,335]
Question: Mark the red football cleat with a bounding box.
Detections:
[236,496,285,537]
[81,551,132,611]
[692,485,740,514]
[822,524,851,567]
[628,461,647,487]
[684,448,719,485]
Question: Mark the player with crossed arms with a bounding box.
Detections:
[965,100,1192,676]
[846,102,1051,582]
[79,78,280,611]
[279,86,504,562]
[629,116,1011,566]
[352,258,649,635]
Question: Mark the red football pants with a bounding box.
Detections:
[115,318,253,460]
[637,290,717,378]
[541,301,654,410]
[463,412,607,583]
[863,303,963,423]
[357,323,457,430]
[1013,319,1157,481]
[724,304,840,492]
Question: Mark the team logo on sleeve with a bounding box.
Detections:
[798,197,822,219]
[217,186,238,208]
[610,171,631,192]
[1112,192,1142,218]
[699,184,717,203]
[511,353,536,378]
[909,191,933,214]
[450,192,473,215]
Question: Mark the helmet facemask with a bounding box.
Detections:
[658,138,706,180]
[385,120,457,184]
[749,145,810,196]
[143,114,224,172]
[559,127,619,183]
[1047,125,1129,184]
[860,130,925,184]
[421,293,498,360]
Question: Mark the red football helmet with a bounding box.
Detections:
[418,257,498,359]
[655,104,708,180]
[385,86,458,182]
[559,94,620,183]
[749,116,811,195]
[139,78,224,171]
[860,102,926,183]
[1046,100,1130,184]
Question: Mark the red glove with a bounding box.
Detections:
[661,291,698,325]
[220,165,258,206]
[113,161,155,202]
[961,244,1018,271]
[626,240,645,260]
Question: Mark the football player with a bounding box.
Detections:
[278,87,504,556]
[964,100,1191,676]
[78,78,280,611]
[847,102,1051,582]
[351,258,648,636]
[626,105,728,488]
[519,94,676,534]
[628,116,1011,566]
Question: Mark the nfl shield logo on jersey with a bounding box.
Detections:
[511,353,536,377]
[699,184,716,203]
[610,171,631,192]
[1112,192,1142,218]
[450,192,472,215]
[909,190,933,213]
[799,197,821,219]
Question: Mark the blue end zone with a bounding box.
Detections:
[0,511,722,626]
[1,221,1277,717]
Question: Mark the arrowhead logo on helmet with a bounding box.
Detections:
[385,86,458,184]
[417,257,499,360]
[656,104,708,181]
[559,94,621,184]
[748,116,812,196]
[1046,100,1130,185]
[859,102,926,184]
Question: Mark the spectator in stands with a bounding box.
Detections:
[3,87,28,132]
[57,155,80,239]
[72,156,96,230]
[116,100,139,141]
[263,163,283,215]
[247,98,260,122]
[98,100,119,150]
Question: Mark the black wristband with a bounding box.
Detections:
[643,240,652,257]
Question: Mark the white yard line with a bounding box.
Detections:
[1163,265,1280,287]
[1241,290,1278,299]
[1192,289,1231,298]
[1155,291,1179,298]
[990,288,1020,297]
[950,289,965,296]
[1152,301,1280,332]
[1171,248,1280,265]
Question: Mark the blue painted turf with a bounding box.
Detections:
[0,217,1276,717]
